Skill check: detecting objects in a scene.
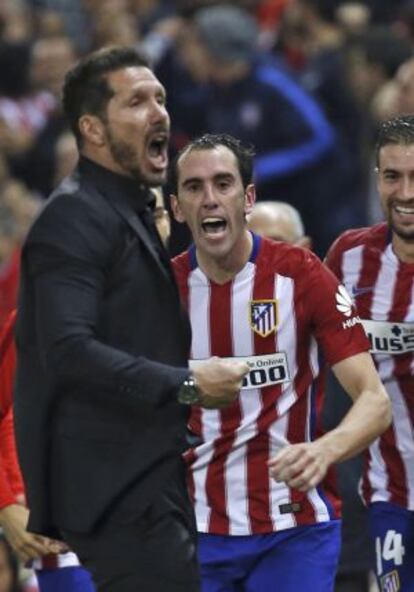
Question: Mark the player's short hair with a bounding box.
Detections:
[62,46,151,148]
[170,133,255,193]
[375,114,414,167]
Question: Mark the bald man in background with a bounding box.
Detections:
[247,201,312,249]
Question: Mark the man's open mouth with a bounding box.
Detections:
[201,217,227,235]
[147,132,169,166]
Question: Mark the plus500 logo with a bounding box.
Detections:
[368,332,414,354]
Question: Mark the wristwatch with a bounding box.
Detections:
[177,373,203,405]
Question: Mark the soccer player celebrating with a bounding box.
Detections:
[170,133,391,592]
[326,114,414,592]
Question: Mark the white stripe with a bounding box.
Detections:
[367,438,390,503]
[389,381,414,509]
[341,245,364,295]
[225,263,258,534]
[188,267,214,531]
[275,276,298,417]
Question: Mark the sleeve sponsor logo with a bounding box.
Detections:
[336,284,361,329]
[360,319,414,355]
[336,284,353,317]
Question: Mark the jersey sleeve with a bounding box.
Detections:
[304,254,369,367]
[0,408,24,508]
[0,310,24,508]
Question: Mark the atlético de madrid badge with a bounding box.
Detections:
[249,300,278,337]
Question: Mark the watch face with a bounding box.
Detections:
[178,383,200,405]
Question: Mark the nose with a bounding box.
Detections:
[150,99,169,125]
[202,183,218,208]
[400,175,414,200]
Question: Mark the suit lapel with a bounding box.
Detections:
[100,189,172,284]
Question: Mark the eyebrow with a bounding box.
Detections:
[181,172,235,188]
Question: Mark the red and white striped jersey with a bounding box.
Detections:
[173,234,369,535]
[32,552,80,571]
[326,222,414,510]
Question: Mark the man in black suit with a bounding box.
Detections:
[13,46,248,592]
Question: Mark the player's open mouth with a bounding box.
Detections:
[201,217,227,235]
[147,133,169,169]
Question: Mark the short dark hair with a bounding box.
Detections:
[170,133,255,193]
[62,46,150,147]
[375,115,414,167]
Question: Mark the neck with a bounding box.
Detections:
[392,234,414,263]
[197,231,253,284]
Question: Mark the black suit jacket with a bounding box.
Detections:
[14,157,191,537]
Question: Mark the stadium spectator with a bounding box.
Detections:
[247,200,312,248]
[157,4,344,256]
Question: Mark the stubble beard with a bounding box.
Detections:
[106,129,145,182]
[388,208,414,242]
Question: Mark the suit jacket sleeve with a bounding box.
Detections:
[22,193,188,409]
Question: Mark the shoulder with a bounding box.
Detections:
[25,173,116,262]
[329,224,387,257]
[257,236,323,277]
[171,250,191,282]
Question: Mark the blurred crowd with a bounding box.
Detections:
[1,0,414,590]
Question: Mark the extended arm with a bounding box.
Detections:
[268,351,391,491]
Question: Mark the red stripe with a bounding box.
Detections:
[205,281,239,534]
[0,310,16,362]
[246,252,278,532]
[286,387,316,526]
[383,264,413,506]
[286,280,317,526]
[0,310,17,414]
[380,424,407,506]
[38,554,59,570]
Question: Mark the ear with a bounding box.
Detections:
[170,194,186,223]
[79,114,106,147]
[244,184,256,215]
[375,165,380,194]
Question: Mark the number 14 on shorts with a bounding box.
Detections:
[376,529,405,576]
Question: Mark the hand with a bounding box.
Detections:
[268,442,330,492]
[0,504,65,563]
[192,357,249,409]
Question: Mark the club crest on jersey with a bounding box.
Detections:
[249,300,278,337]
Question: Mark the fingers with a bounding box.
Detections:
[14,534,52,563]
[268,445,327,492]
